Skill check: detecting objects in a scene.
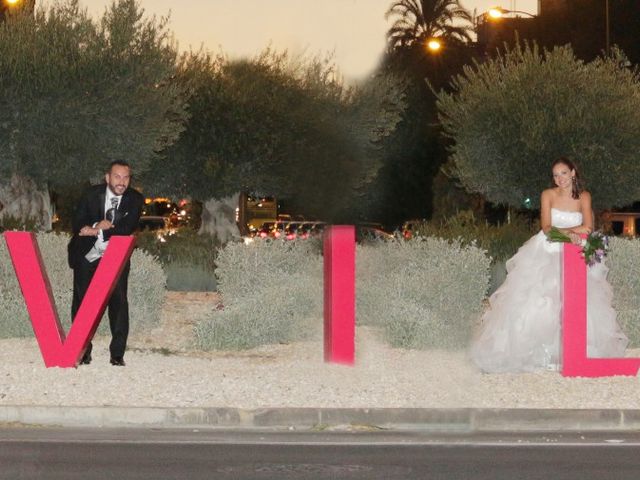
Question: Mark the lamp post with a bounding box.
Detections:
[487,6,536,19]
[0,0,35,22]
[1,0,24,22]
[426,37,442,53]
[605,0,610,55]
[478,6,537,55]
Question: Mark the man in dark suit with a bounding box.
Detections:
[68,160,144,366]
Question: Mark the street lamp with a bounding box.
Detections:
[487,6,536,19]
[605,0,610,54]
[426,38,442,53]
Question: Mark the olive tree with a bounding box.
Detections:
[436,43,640,209]
[145,49,406,221]
[0,0,186,191]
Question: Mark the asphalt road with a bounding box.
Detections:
[2,427,640,479]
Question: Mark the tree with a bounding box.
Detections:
[436,43,640,210]
[385,0,473,51]
[144,49,406,222]
[369,1,476,226]
[0,0,187,189]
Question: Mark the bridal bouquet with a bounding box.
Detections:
[546,227,609,266]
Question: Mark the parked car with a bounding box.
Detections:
[251,221,326,241]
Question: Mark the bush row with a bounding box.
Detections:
[5,230,640,353]
[196,236,490,350]
[414,210,536,262]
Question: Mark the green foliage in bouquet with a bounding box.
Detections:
[546,227,609,266]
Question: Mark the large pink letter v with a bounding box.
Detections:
[4,232,135,368]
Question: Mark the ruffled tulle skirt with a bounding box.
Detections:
[470,231,628,373]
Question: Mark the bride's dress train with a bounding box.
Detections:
[470,208,628,373]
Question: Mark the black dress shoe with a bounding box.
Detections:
[79,354,92,365]
[110,357,126,366]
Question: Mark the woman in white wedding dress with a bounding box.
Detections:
[470,158,628,373]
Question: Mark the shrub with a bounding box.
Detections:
[135,229,218,291]
[356,237,490,349]
[195,238,322,350]
[0,215,40,232]
[414,210,535,262]
[0,232,165,338]
[607,237,640,346]
[414,210,535,295]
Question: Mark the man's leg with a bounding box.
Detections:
[107,260,130,364]
[72,258,98,363]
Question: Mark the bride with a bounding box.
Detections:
[470,157,628,373]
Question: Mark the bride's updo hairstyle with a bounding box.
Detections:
[551,156,583,200]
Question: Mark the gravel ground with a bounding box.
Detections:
[1,292,640,409]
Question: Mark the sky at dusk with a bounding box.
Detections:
[76,0,539,81]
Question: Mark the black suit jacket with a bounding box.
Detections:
[67,184,144,269]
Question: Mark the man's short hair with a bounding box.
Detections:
[107,160,131,173]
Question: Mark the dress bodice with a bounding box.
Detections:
[551,208,582,229]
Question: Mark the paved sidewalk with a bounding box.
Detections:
[3,405,640,432]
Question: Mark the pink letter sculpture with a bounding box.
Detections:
[323,225,355,365]
[561,241,640,377]
[4,232,135,368]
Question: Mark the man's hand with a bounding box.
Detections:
[79,220,114,236]
[79,226,98,237]
[95,220,113,230]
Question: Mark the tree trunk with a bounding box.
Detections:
[198,193,241,244]
[0,174,53,231]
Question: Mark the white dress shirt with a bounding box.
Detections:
[85,187,122,263]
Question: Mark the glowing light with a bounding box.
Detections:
[6,0,21,5]
[426,39,442,52]
[488,7,505,19]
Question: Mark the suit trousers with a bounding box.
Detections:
[72,256,131,359]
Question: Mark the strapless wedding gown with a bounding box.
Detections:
[470,208,628,373]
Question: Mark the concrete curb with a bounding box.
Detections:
[3,406,640,431]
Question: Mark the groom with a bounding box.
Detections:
[67,160,144,366]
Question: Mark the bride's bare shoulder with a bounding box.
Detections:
[541,188,557,200]
[579,190,591,199]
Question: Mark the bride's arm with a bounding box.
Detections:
[569,191,594,235]
[540,190,553,233]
